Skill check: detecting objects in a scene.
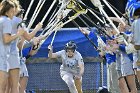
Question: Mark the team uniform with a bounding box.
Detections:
[119,44,134,76]
[20,57,28,77]
[115,52,122,78]
[55,50,84,93]
[19,46,32,77]
[8,16,22,69]
[131,18,140,68]
[133,51,140,70]
[118,31,134,76]
[105,53,120,93]
[0,16,12,72]
[120,51,134,76]
[104,37,120,93]
[87,29,120,93]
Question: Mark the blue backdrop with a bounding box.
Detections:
[34,28,99,57]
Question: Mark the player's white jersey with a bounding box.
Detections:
[56,50,84,75]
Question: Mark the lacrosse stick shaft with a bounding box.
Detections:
[42,19,60,36]
[107,0,128,19]
[29,0,42,22]
[44,19,57,31]
[28,0,46,29]
[50,30,58,46]
[43,5,71,36]
[91,0,128,45]
[43,17,76,45]
[76,14,107,47]
[40,23,60,46]
[100,8,128,45]
[41,0,57,24]
[81,14,110,38]
[99,9,106,24]
[42,13,81,44]
[102,0,125,25]
[90,0,120,33]
[46,9,70,29]
[88,9,104,24]
[72,20,98,50]
[23,0,34,20]
[48,4,60,22]
[42,8,71,36]
[46,2,69,27]
[78,15,91,29]
[42,5,87,45]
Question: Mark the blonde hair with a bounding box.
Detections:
[10,0,21,11]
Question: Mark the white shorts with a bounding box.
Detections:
[133,51,140,70]
[60,70,81,80]
[116,53,121,71]
[8,54,20,69]
[117,70,122,79]
[121,62,134,76]
[0,55,9,72]
[20,62,29,77]
[137,50,140,61]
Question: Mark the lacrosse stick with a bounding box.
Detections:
[28,0,46,29]
[102,0,125,25]
[23,0,34,20]
[40,7,87,45]
[90,0,128,45]
[41,0,58,24]
[88,9,104,24]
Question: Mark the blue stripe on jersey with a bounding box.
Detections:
[105,53,116,64]
[119,44,133,61]
[88,31,98,40]
[119,44,126,52]
[128,53,133,61]
[125,0,137,11]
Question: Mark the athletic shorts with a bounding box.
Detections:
[132,51,140,70]
[20,62,29,77]
[60,70,82,80]
[8,54,20,69]
[0,55,9,72]
[121,62,134,76]
[133,52,138,69]
[137,50,140,62]
[116,53,121,71]
[117,70,122,79]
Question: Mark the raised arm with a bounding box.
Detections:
[48,45,58,58]
[23,22,42,41]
